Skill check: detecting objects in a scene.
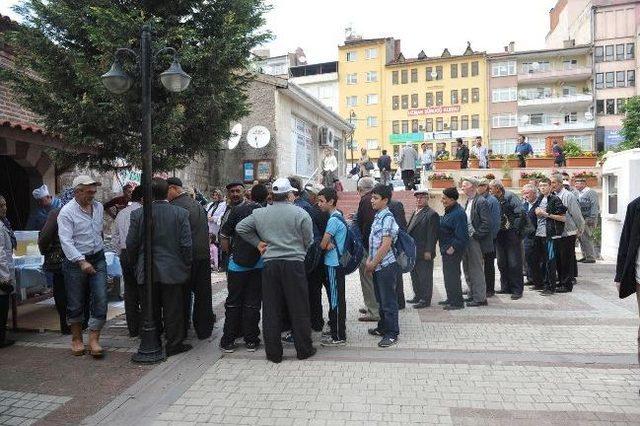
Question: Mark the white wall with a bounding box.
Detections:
[289,73,339,113]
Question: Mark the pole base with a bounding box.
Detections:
[131,322,165,364]
[131,348,165,364]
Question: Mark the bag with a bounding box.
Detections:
[364,160,375,171]
[305,241,322,274]
[332,215,364,275]
[382,213,416,274]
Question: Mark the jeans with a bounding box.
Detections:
[373,262,400,339]
[442,251,464,306]
[531,237,558,290]
[63,251,108,331]
[496,230,524,295]
[308,265,326,332]
[326,266,346,341]
[523,236,536,282]
[422,163,432,172]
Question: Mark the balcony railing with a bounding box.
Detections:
[518,93,593,107]
[518,65,592,82]
[518,120,595,133]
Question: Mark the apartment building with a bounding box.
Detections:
[289,61,339,112]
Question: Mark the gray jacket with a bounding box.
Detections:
[399,145,419,171]
[576,188,600,220]
[236,201,314,262]
[556,188,585,236]
[0,221,15,293]
[171,193,210,260]
[466,194,494,253]
[127,201,192,285]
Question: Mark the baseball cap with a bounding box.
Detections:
[166,177,183,187]
[271,177,298,194]
[414,189,429,196]
[72,175,101,188]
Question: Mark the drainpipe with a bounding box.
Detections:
[591,5,597,151]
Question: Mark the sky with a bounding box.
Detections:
[1,0,559,60]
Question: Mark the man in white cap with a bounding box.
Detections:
[27,184,61,230]
[57,175,107,358]
[236,177,316,363]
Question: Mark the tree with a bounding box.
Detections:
[0,0,271,171]
[619,96,640,150]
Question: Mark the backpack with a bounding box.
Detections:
[331,214,364,275]
[382,213,417,274]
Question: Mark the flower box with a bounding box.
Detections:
[430,179,455,189]
[526,157,554,167]
[489,159,519,169]
[501,178,513,188]
[435,160,461,170]
[572,176,599,187]
[468,158,480,169]
[566,156,597,167]
[518,179,532,187]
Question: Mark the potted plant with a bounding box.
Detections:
[468,153,479,169]
[519,171,546,187]
[489,154,519,169]
[572,170,599,187]
[485,173,496,181]
[434,154,461,170]
[428,172,455,189]
[526,154,555,167]
[564,141,598,167]
[500,160,513,187]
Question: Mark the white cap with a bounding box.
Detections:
[271,178,298,194]
[72,175,102,188]
[304,182,323,195]
[32,184,50,200]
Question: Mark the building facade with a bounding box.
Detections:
[252,47,308,78]
[289,61,339,112]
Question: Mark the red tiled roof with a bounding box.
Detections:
[1,120,47,135]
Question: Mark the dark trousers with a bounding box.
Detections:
[184,259,215,339]
[556,235,577,291]
[483,251,496,295]
[120,249,142,336]
[221,269,262,346]
[51,272,70,333]
[373,262,400,339]
[409,259,434,304]
[531,237,558,290]
[326,266,346,341]
[523,236,535,282]
[401,169,416,190]
[307,266,326,332]
[442,252,464,307]
[496,230,524,296]
[0,294,9,344]
[396,271,405,308]
[262,260,314,362]
[517,154,526,167]
[151,283,185,351]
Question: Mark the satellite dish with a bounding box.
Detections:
[584,111,593,121]
[227,123,242,150]
[247,125,271,149]
[532,62,540,70]
[430,70,438,79]
[519,114,530,124]
[298,55,307,64]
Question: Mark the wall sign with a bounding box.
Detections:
[243,159,273,183]
[247,125,271,148]
[292,117,315,177]
[243,162,254,182]
[408,105,461,116]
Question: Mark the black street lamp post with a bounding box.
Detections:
[349,111,356,170]
[101,25,191,364]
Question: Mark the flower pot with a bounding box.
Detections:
[566,156,597,167]
[573,176,599,187]
[518,179,532,187]
[501,178,513,188]
[435,160,461,170]
[430,179,455,189]
[468,159,479,169]
[489,159,519,169]
[526,157,554,167]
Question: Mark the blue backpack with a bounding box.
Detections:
[382,213,417,274]
[331,215,364,275]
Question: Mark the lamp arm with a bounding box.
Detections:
[114,47,140,62]
[153,47,178,62]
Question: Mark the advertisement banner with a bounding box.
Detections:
[408,105,461,116]
[604,128,624,150]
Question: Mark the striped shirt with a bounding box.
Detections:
[368,207,399,271]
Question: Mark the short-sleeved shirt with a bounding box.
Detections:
[368,207,399,271]
[324,211,347,267]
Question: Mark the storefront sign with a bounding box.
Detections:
[389,132,424,144]
[408,106,461,116]
[604,128,624,150]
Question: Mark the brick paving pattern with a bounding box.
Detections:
[0,391,70,426]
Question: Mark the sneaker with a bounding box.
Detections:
[437,300,450,306]
[377,337,397,348]
[219,342,237,353]
[540,289,554,296]
[406,297,420,304]
[245,341,260,352]
[320,339,346,347]
[368,328,384,337]
[281,333,294,344]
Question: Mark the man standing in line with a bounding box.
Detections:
[455,138,469,169]
[57,176,107,357]
[406,189,439,309]
[472,136,489,169]
[551,174,585,293]
[521,184,540,289]
[236,178,316,363]
[377,150,392,186]
[421,143,434,173]
[365,184,401,348]
[461,178,491,307]
[112,185,143,337]
[398,142,419,190]
[127,178,193,357]
[27,184,61,231]
[575,177,599,264]
[477,179,500,297]
[388,191,407,309]
[515,135,534,168]
[167,177,214,339]
[218,184,268,353]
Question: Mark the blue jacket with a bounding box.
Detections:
[438,202,469,255]
[515,142,533,156]
[482,193,501,240]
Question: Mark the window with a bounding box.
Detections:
[366,116,378,127]
[626,43,635,60]
[491,61,516,77]
[606,99,615,115]
[346,73,357,84]
[392,121,400,134]
[562,86,577,96]
[401,69,408,84]
[617,98,626,114]
[426,67,433,81]
[492,114,517,128]
[607,175,618,215]
[425,118,433,132]
[365,48,378,59]
[346,51,357,61]
[461,62,468,77]
[490,139,518,155]
[471,114,479,129]
[461,115,469,130]
[563,59,577,70]
[401,95,409,109]
[401,120,409,133]
[564,112,577,123]
[471,61,479,76]
[366,71,378,82]
[346,96,357,107]
[628,70,635,87]
[616,44,625,61]
[530,113,543,125]
[461,89,469,104]
[392,96,399,110]
[605,45,614,61]
[605,72,614,88]
[596,73,604,89]
[411,93,419,108]
[595,46,604,63]
[451,64,458,78]
[366,139,379,150]
[471,88,479,103]
[410,68,418,83]
[392,71,399,85]
[565,135,593,151]
[425,92,433,106]
[492,87,517,102]
[617,71,626,87]
[596,100,604,114]
[450,116,458,130]
[366,94,378,105]
[435,91,443,106]
[451,90,459,104]
[435,66,443,80]
[411,119,419,132]
[436,117,444,131]
[522,61,551,73]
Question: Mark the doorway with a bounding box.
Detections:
[0,155,32,230]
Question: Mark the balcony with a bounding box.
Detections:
[518,65,592,84]
[518,120,595,134]
[518,93,593,108]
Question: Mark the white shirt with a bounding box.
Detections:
[57,199,104,262]
[323,155,338,172]
[209,201,227,235]
[112,201,141,251]
[421,149,434,165]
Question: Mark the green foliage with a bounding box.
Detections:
[563,140,584,157]
[0,0,271,171]
[620,96,640,150]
